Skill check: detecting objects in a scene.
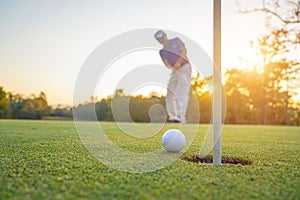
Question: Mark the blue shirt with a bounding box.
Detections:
[159,37,189,67]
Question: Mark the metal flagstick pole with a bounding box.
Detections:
[213,0,222,164]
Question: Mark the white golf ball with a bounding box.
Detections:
[162,129,186,153]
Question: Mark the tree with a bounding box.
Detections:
[0,87,11,118]
[9,93,26,119]
[95,99,113,121]
[7,91,51,119]
[21,100,37,119]
[238,0,300,46]
[224,69,252,124]
[238,0,300,124]
[249,29,300,124]
[34,92,51,119]
[190,73,212,123]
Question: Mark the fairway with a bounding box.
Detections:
[0,120,299,200]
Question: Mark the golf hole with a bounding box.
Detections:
[181,155,252,165]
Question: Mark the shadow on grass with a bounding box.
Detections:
[181,155,252,165]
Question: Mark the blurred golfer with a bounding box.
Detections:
[154,30,191,123]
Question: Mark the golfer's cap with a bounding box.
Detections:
[154,30,166,39]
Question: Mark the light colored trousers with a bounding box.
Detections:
[166,63,191,123]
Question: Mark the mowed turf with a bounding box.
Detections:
[0,120,299,200]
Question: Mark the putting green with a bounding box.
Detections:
[0,120,299,199]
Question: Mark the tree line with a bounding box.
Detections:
[0,88,72,119]
[1,57,299,125]
[71,57,300,125]
[73,54,300,125]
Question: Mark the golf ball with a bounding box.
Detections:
[162,129,186,152]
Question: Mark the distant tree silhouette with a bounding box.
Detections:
[0,87,11,118]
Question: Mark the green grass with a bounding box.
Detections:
[0,120,299,200]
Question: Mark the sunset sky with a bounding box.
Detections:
[0,0,269,106]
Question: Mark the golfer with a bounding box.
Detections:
[154,30,191,123]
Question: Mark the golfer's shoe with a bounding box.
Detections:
[166,119,181,123]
